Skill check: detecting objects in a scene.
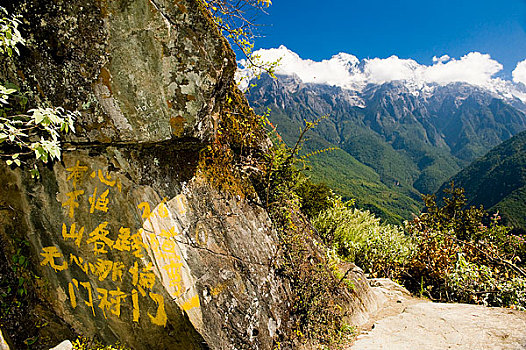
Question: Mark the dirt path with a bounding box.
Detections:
[349,279,526,349]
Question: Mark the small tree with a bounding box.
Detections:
[404,183,526,308]
[415,183,487,241]
[0,7,78,177]
[200,0,279,79]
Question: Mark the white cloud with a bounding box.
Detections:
[238,45,363,89]
[422,52,503,86]
[513,59,526,85]
[237,46,526,103]
[433,55,451,64]
[362,56,421,84]
[242,46,517,88]
[237,45,363,88]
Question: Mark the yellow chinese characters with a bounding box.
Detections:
[162,259,183,295]
[113,226,147,258]
[40,246,68,272]
[87,222,114,255]
[64,257,167,325]
[138,202,151,220]
[130,230,147,258]
[91,259,125,282]
[137,199,170,222]
[62,190,84,218]
[129,261,156,296]
[181,294,200,312]
[62,223,84,247]
[97,287,127,319]
[66,161,88,189]
[52,172,181,327]
[63,166,120,219]
[91,169,122,192]
[68,278,96,316]
[148,292,167,326]
[89,187,110,214]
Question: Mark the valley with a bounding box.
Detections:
[246,72,526,224]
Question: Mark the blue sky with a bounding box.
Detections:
[251,0,526,78]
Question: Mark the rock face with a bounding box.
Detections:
[1,0,285,348]
[0,329,9,350]
[5,0,233,144]
[0,0,379,349]
[1,143,287,349]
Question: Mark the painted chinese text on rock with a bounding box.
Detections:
[39,154,202,330]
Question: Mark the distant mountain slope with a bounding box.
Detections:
[245,74,526,222]
[269,107,422,223]
[436,130,526,229]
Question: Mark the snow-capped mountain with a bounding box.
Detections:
[237,45,526,111]
[243,65,526,222]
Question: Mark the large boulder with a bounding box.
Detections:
[0,0,289,348]
[0,0,380,349]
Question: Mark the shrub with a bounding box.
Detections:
[0,6,78,178]
[294,178,333,219]
[446,254,526,309]
[250,118,354,346]
[403,183,526,308]
[313,196,414,278]
[72,337,130,350]
[312,182,526,310]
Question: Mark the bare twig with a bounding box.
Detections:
[453,237,526,278]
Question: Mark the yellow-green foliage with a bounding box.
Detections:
[199,143,249,197]
[219,87,267,149]
[0,7,78,178]
[200,0,279,78]
[269,195,351,346]
[199,64,352,346]
[252,123,355,347]
[402,184,526,308]
[198,85,267,196]
[72,337,130,350]
[313,196,414,278]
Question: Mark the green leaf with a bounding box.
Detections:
[30,167,40,179]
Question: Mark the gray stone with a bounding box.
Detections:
[49,340,73,350]
[4,0,234,144]
[0,329,9,350]
[351,280,526,350]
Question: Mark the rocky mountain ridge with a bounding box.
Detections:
[238,45,526,110]
[245,73,526,222]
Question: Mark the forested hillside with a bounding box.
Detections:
[246,73,526,222]
[437,130,526,230]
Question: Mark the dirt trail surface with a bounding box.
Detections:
[351,279,526,350]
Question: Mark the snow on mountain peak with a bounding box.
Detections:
[236,46,526,104]
[236,45,365,91]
